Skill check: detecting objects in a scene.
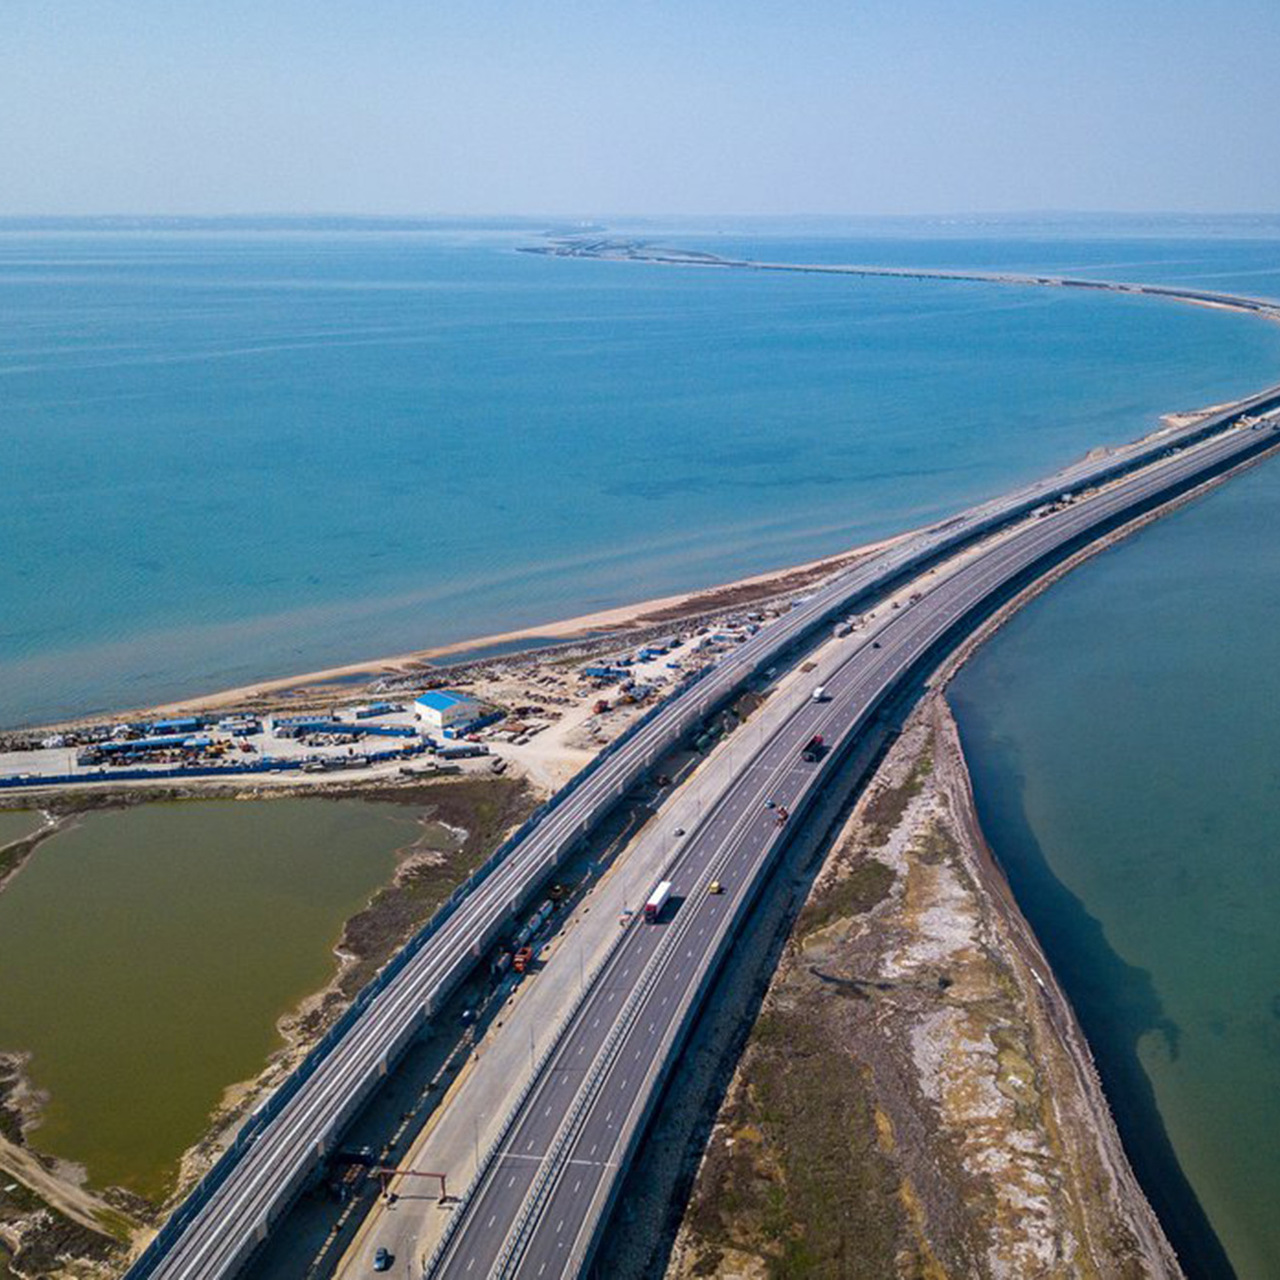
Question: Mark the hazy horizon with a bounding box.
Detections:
[4,0,1278,218]
[5,211,1280,229]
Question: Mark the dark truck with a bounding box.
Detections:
[801,734,826,763]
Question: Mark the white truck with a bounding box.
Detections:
[643,880,673,923]
[812,684,829,702]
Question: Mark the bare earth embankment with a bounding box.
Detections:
[667,695,1178,1280]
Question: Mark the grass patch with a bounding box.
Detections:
[861,750,933,847]
[0,1057,28,1146]
[0,826,56,891]
[92,1204,138,1243]
[685,1002,907,1279]
[796,858,895,938]
[42,787,191,816]
[914,818,960,867]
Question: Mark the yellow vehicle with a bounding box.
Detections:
[708,880,724,895]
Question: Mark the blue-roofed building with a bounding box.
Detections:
[413,689,481,733]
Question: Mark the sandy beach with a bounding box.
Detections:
[121,532,909,725]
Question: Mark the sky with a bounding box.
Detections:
[3,0,1279,217]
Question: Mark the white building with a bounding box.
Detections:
[414,689,481,734]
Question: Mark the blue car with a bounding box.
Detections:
[374,1247,392,1272]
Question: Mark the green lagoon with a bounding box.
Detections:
[0,798,417,1200]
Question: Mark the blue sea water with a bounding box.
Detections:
[951,458,1280,1279]
[5,217,1280,1271]
[2,220,1280,731]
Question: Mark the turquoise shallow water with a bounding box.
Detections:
[4,223,1280,726]
[951,458,1280,1279]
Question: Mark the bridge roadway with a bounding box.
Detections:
[130,385,1280,1280]
[430,408,1280,1278]
[561,240,1280,323]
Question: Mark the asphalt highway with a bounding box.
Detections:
[129,385,1280,1280]
[429,408,1280,1279]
